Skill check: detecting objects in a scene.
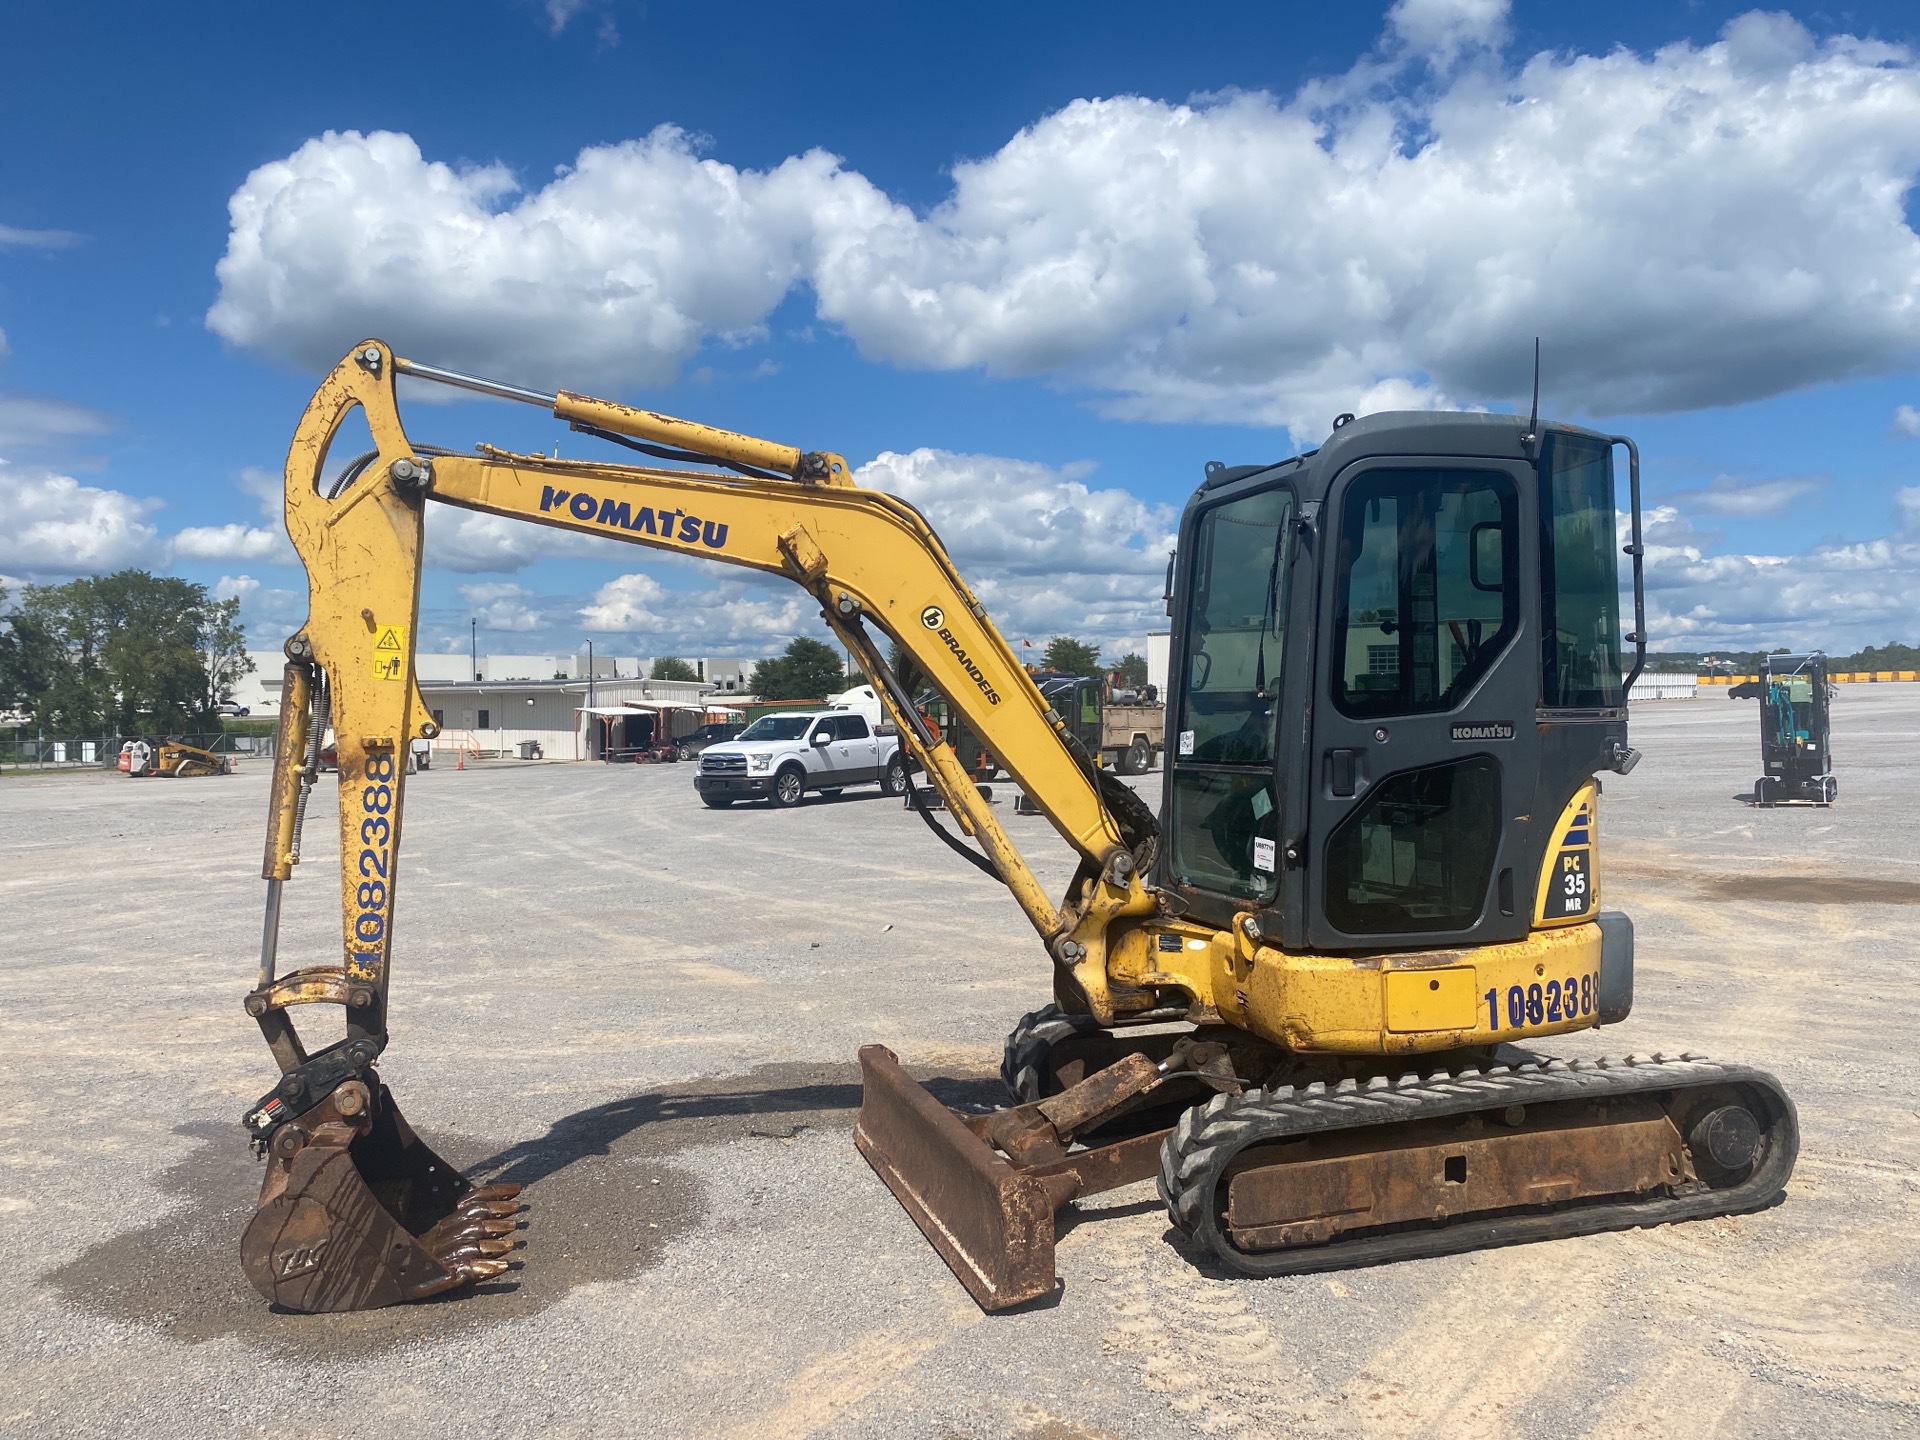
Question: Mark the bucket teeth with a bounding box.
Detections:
[436,1239,517,1267]
[421,1212,523,1252]
[240,1080,531,1312]
[457,1199,523,1220]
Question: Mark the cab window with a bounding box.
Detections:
[1324,757,1501,933]
[1539,434,1624,709]
[1174,486,1295,765]
[1167,484,1294,902]
[1331,470,1517,718]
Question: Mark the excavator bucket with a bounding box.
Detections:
[854,1045,1066,1310]
[240,1078,522,1312]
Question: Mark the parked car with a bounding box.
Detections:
[694,710,905,808]
[214,702,251,717]
[675,720,747,762]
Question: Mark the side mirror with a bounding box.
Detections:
[812,731,832,747]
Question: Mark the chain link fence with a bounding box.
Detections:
[0,730,278,770]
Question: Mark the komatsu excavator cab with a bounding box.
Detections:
[1160,413,1642,954]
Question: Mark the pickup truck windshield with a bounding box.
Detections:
[738,715,817,741]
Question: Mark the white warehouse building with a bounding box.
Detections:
[231,651,766,715]
[418,676,724,760]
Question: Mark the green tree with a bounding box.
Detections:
[0,586,63,719]
[13,571,249,733]
[200,595,253,713]
[1838,641,1920,670]
[649,656,700,681]
[1043,635,1103,677]
[750,637,847,700]
[1113,652,1149,691]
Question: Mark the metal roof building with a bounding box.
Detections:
[416,676,723,760]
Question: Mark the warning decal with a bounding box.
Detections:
[371,623,408,681]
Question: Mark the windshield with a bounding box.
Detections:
[738,715,817,741]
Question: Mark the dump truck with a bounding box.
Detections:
[235,341,1797,1313]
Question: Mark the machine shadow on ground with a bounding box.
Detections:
[48,1060,1002,1360]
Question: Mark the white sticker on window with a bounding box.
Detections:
[1250,788,1272,819]
[1178,729,1195,756]
[1253,837,1276,872]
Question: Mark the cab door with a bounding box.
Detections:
[1306,458,1539,950]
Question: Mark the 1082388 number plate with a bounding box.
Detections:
[1485,972,1600,1032]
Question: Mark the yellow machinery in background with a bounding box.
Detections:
[120,738,227,777]
[237,341,1797,1313]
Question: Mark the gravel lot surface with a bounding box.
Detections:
[4,687,1917,1438]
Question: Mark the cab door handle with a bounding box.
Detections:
[1328,748,1362,797]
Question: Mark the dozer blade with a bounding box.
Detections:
[241,1078,523,1312]
[855,1045,1074,1311]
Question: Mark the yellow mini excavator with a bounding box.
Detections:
[239,342,1797,1313]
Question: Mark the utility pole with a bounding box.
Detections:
[587,639,595,710]
[470,617,479,682]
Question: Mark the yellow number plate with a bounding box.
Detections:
[1384,967,1479,1033]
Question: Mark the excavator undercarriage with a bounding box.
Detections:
[236,341,1798,1314]
[860,1014,1795,1309]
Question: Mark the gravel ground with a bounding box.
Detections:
[4,687,1917,1439]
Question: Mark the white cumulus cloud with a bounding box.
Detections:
[208,127,836,393]
[459,581,547,632]
[857,448,1174,653]
[1894,404,1920,437]
[1635,500,1920,650]
[170,522,292,563]
[210,9,1920,433]
[1387,0,1510,66]
[560,449,1176,662]
[0,460,161,577]
[578,572,811,652]
[427,506,634,572]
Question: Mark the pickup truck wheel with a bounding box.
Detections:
[1121,735,1153,775]
[771,766,807,807]
[883,755,908,796]
[700,794,735,809]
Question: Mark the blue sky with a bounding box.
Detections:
[3,0,1919,662]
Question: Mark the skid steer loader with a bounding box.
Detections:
[236,342,1796,1312]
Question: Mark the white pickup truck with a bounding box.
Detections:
[694,709,906,808]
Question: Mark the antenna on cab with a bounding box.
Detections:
[1522,337,1541,445]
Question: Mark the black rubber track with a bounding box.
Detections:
[1157,1053,1799,1277]
[999,1003,1103,1104]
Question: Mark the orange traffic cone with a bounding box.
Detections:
[455,749,465,771]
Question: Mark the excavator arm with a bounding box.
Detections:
[240,340,1161,1309]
